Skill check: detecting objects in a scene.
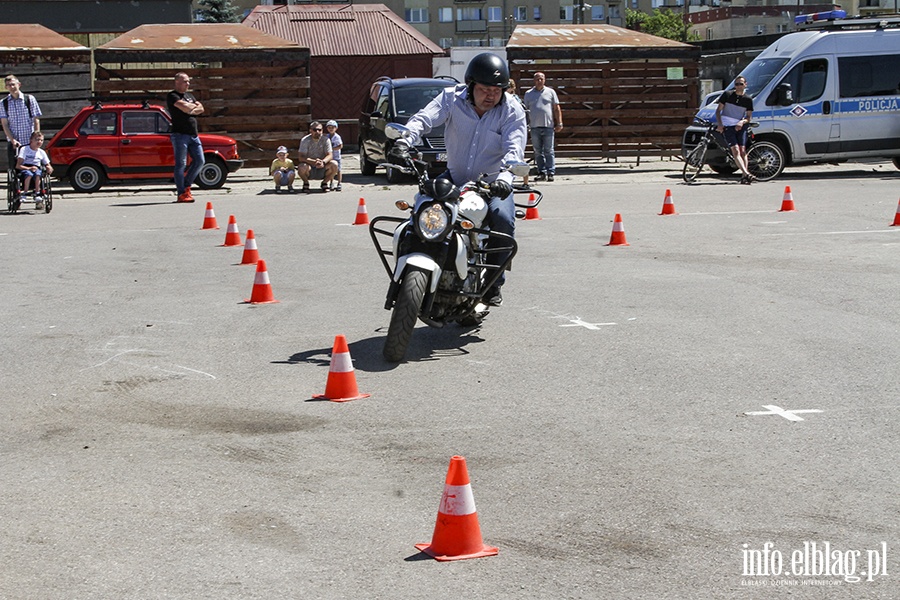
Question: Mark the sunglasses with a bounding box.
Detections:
[735,83,746,87]
[312,128,323,131]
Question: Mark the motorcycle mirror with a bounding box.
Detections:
[385,123,411,141]
[505,162,531,178]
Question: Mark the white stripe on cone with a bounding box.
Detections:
[330,351,353,373]
[245,237,258,250]
[612,221,625,232]
[439,483,477,516]
[254,271,270,285]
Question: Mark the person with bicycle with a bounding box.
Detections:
[716,76,754,184]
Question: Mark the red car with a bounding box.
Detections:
[45,102,243,193]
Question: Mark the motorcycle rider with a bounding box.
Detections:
[392,52,527,306]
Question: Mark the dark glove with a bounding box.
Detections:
[389,139,411,162]
[489,179,513,199]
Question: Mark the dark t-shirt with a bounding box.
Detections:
[717,91,754,125]
[167,90,199,136]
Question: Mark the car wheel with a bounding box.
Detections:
[385,161,405,184]
[196,156,227,189]
[748,140,786,181]
[892,157,900,170]
[69,160,105,193]
[360,143,377,176]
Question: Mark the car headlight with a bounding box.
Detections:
[417,203,450,241]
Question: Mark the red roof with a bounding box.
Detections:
[242,4,443,57]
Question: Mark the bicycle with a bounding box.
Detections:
[682,117,785,183]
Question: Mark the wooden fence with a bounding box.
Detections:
[511,59,699,160]
[93,48,311,168]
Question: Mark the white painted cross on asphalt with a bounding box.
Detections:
[745,404,823,422]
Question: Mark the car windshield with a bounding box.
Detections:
[728,58,790,99]
[393,86,451,119]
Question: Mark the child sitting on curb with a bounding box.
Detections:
[270,145,295,193]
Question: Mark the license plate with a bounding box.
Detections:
[436,153,447,162]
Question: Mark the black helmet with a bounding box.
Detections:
[464,53,510,90]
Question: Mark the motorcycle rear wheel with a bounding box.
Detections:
[383,269,428,362]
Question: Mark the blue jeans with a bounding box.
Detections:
[486,191,515,288]
[531,126,555,175]
[171,133,205,194]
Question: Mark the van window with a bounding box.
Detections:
[839,54,900,98]
[737,58,789,99]
[766,58,828,105]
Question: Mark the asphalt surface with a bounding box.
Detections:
[2,156,899,599]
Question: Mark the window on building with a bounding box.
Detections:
[438,7,453,22]
[405,8,429,23]
[458,7,483,20]
[533,6,542,20]
[439,37,453,48]
[487,6,503,21]
[515,6,527,21]
[706,28,714,40]
[490,37,505,47]
[609,5,620,18]
[463,38,486,46]
[591,5,604,20]
[560,5,574,20]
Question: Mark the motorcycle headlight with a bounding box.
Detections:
[417,203,450,241]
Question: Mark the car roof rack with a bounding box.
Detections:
[795,10,900,30]
[90,95,165,108]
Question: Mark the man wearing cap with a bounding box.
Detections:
[270,145,295,193]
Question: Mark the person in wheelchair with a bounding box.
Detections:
[16,130,52,210]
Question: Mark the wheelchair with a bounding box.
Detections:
[7,165,52,214]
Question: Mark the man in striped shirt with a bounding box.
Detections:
[0,75,42,168]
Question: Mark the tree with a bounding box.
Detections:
[625,8,701,43]
[196,0,241,23]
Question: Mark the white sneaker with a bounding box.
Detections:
[35,199,44,210]
[19,194,28,203]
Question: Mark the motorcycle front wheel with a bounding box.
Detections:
[383,268,428,362]
[682,141,707,182]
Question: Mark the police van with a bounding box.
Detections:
[683,11,900,179]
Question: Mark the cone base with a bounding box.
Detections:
[222,242,243,247]
[659,209,677,215]
[414,542,499,562]
[243,298,280,304]
[201,225,220,230]
[312,392,371,403]
[605,242,630,246]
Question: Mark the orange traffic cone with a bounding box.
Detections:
[659,189,677,215]
[779,186,796,212]
[605,213,629,246]
[244,259,278,304]
[240,229,259,265]
[201,202,219,229]
[353,198,370,226]
[524,193,541,220]
[312,335,370,402]
[891,198,900,226]
[415,455,499,562]
[222,214,242,246]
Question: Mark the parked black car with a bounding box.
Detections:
[358,76,457,183]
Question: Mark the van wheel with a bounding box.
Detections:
[748,140,786,181]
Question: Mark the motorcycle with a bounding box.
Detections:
[369,123,540,362]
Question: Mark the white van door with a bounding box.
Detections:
[761,57,835,162]
[833,53,900,160]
